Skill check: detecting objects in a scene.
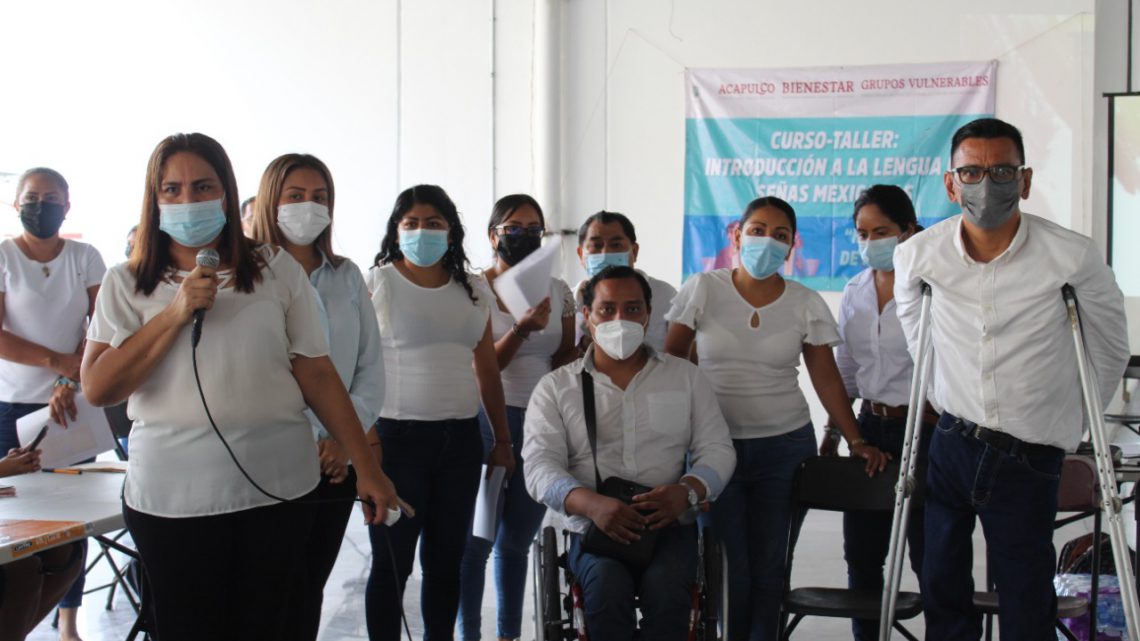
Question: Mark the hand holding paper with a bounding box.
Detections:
[16,394,116,469]
[493,241,559,322]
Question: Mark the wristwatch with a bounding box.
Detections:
[681,482,700,508]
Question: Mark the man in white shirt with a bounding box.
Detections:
[894,118,1130,641]
[523,265,735,641]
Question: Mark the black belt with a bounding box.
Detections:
[945,413,1063,459]
[861,400,941,425]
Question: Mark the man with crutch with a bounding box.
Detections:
[893,117,1130,641]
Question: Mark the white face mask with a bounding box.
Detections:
[591,319,646,361]
[277,202,331,246]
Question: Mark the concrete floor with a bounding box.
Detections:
[27,507,1027,641]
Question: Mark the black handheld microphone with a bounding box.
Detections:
[191,248,220,348]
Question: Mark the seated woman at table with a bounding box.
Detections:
[0,446,85,641]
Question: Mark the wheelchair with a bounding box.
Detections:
[531,524,728,641]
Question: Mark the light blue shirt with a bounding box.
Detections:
[306,253,385,439]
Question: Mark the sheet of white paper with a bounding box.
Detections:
[16,394,116,468]
[493,241,559,322]
[472,465,508,542]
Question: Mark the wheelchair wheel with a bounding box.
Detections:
[699,526,727,641]
[541,526,564,640]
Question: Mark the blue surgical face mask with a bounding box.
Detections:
[584,251,630,277]
[399,228,449,267]
[158,199,227,248]
[858,236,899,272]
[738,236,789,280]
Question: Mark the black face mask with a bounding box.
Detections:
[19,202,67,239]
[496,235,542,266]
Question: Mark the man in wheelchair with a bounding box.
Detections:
[522,265,736,640]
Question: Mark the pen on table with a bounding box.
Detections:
[42,468,82,475]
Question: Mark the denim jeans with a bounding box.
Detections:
[843,410,933,641]
[710,423,816,641]
[0,401,44,453]
[366,417,483,641]
[458,407,548,640]
[921,413,1064,641]
[0,401,88,609]
[566,524,698,641]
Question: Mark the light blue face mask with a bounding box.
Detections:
[159,199,227,248]
[738,236,789,280]
[399,229,449,267]
[584,251,630,277]
[858,236,899,272]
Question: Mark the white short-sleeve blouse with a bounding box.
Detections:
[666,269,840,439]
[87,247,328,517]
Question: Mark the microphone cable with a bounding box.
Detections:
[191,343,414,641]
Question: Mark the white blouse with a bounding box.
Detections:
[666,269,840,439]
[835,268,913,408]
[87,247,328,517]
[368,264,490,421]
[0,239,106,403]
[477,274,574,408]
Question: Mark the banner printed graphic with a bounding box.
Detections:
[683,61,997,290]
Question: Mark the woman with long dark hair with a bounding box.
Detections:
[81,133,397,641]
[251,153,386,640]
[457,194,575,641]
[365,184,514,641]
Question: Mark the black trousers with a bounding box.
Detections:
[286,469,357,641]
[124,490,318,641]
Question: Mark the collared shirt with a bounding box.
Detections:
[894,213,1129,451]
[522,346,736,534]
[574,270,677,352]
[835,267,913,407]
[307,254,385,439]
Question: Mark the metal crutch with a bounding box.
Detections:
[1064,284,1140,641]
[878,282,934,641]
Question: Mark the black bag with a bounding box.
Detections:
[578,371,659,569]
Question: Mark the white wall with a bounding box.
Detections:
[0,0,1114,422]
[0,0,502,273]
[1094,0,1140,352]
[558,0,1098,431]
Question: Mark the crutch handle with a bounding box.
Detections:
[1062,283,1077,303]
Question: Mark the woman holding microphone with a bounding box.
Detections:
[81,133,397,641]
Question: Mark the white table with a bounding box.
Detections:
[0,467,126,564]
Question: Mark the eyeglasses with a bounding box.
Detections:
[493,225,544,238]
[950,165,1026,185]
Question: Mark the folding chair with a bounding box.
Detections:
[975,455,1100,641]
[779,457,923,641]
